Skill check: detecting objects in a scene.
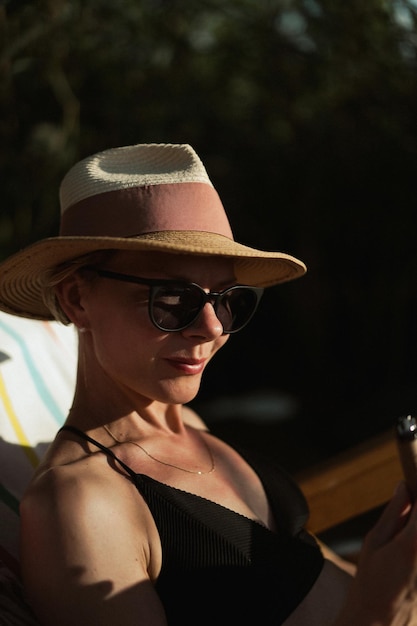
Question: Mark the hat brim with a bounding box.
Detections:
[0,231,307,320]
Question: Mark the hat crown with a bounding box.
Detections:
[58,143,233,239]
[60,143,213,213]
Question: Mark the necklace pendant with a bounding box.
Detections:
[103,423,215,475]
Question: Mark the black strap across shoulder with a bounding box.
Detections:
[58,424,137,480]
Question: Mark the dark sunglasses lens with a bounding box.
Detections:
[217,287,261,333]
[150,285,204,331]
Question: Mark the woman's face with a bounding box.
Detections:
[73,251,235,405]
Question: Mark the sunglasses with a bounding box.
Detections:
[91,268,264,334]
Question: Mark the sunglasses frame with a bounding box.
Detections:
[90,268,264,334]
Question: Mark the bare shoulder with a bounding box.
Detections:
[21,451,156,559]
[20,452,165,625]
[182,404,209,430]
[22,451,132,521]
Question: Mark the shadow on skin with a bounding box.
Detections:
[29,572,168,625]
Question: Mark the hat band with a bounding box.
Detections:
[59,182,234,238]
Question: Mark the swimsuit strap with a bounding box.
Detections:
[58,424,137,480]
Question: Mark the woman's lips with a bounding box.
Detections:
[165,357,206,375]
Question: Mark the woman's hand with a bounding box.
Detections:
[336,481,417,625]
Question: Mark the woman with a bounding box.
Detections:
[0,143,416,625]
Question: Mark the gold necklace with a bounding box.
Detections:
[103,424,215,475]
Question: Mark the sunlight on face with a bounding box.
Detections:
[77,251,235,406]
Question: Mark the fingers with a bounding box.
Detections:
[346,481,417,624]
[363,481,412,550]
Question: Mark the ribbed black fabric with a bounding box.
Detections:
[60,425,324,625]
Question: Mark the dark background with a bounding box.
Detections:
[2,0,417,472]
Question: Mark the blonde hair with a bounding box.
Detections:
[42,250,115,324]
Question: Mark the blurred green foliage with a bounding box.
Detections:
[2,0,417,454]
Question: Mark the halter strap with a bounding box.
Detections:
[58,424,137,480]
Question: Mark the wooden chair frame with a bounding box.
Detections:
[296,428,403,535]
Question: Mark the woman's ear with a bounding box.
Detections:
[54,273,91,329]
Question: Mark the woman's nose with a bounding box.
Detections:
[181,302,224,340]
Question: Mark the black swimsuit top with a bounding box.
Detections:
[59,425,324,625]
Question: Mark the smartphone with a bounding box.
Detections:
[395,414,417,501]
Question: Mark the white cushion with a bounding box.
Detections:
[0,312,77,573]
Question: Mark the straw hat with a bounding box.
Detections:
[0,143,306,320]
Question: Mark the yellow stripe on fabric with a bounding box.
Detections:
[0,372,39,468]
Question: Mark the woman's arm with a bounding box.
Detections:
[19,461,168,626]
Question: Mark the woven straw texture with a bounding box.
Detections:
[60,143,213,212]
